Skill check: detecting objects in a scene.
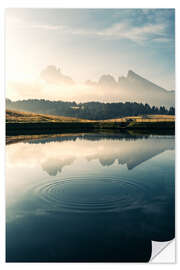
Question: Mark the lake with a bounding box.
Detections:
[6,132,175,262]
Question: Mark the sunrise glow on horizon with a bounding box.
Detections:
[6,9,175,101]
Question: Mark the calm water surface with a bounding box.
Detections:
[6,133,175,262]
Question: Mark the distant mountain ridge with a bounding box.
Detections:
[126,70,167,92]
[95,70,174,107]
[6,70,175,119]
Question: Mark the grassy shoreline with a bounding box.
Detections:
[6,109,175,136]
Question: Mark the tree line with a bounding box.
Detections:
[6,99,175,120]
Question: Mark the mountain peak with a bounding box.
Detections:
[126,70,169,94]
[127,70,141,80]
[99,74,116,85]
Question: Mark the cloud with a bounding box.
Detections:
[40,65,74,85]
[28,22,169,44]
[7,11,171,45]
[96,22,168,44]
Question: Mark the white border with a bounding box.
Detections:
[0,0,179,8]
[1,0,179,269]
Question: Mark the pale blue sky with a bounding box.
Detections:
[6,8,175,100]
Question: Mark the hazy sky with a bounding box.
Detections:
[6,8,175,101]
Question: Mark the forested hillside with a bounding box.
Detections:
[6,99,175,120]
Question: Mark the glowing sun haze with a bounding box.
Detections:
[6,9,175,101]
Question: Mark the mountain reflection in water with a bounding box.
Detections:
[6,133,175,262]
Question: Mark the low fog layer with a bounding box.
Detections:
[7,66,175,108]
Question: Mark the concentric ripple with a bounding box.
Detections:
[30,175,148,213]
